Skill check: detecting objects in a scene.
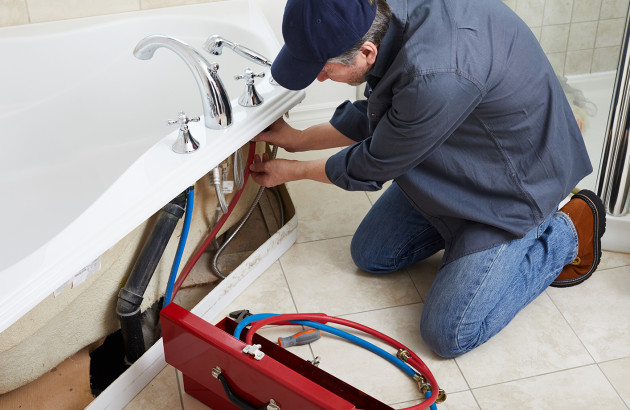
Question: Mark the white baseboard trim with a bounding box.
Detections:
[86,214,298,410]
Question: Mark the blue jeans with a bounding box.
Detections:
[351,183,578,358]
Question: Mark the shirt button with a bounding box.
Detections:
[370,112,377,117]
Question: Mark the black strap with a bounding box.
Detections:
[216,373,270,410]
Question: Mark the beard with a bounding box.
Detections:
[344,64,371,86]
[346,76,367,86]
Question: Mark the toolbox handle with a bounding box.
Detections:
[213,366,278,410]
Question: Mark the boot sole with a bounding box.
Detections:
[551,190,607,288]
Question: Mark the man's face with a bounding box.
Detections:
[316,55,371,86]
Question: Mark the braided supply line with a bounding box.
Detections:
[171,141,257,298]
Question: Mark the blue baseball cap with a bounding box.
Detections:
[271,0,377,91]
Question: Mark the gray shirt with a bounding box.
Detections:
[325,0,592,264]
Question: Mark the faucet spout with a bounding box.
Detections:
[134,35,232,130]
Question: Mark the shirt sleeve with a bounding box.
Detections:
[325,72,483,191]
[329,99,370,142]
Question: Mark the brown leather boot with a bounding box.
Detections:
[551,190,606,288]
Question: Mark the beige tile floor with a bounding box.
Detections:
[126,147,630,410]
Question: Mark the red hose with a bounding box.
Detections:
[171,142,257,298]
[243,313,439,409]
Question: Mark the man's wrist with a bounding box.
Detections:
[298,158,331,184]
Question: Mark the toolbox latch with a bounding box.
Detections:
[242,344,265,360]
[266,398,281,410]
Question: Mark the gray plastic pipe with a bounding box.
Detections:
[116,192,186,363]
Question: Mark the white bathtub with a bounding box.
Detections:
[0,0,304,334]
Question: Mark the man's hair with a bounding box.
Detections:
[327,0,392,65]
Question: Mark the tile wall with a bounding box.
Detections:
[0,0,628,75]
[0,0,222,26]
[502,0,629,75]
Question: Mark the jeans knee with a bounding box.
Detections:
[350,234,395,274]
[420,320,461,359]
[420,309,473,359]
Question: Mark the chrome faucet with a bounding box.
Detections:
[203,35,273,68]
[133,35,232,130]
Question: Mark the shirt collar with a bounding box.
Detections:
[365,0,407,90]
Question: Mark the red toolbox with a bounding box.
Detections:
[161,303,393,409]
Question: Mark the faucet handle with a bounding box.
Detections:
[167,111,200,128]
[234,68,265,84]
[234,68,265,107]
[168,111,200,154]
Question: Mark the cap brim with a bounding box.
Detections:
[271,45,326,91]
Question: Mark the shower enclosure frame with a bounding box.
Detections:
[597,4,630,217]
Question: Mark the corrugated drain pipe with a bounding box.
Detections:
[116,191,187,363]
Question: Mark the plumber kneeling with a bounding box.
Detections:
[249,0,605,358]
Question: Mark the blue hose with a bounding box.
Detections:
[234,314,415,378]
[426,391,438,410]
[164,186,194,307]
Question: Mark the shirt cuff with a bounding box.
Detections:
[329,100,370,142]
[325,146,383,191]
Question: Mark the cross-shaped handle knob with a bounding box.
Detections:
[234,68,265,85]
[167,111,200,128]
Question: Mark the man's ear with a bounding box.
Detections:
[360,41,378,65]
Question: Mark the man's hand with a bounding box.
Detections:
[252,118,303,153]
[249,154,331,187]
[249,153,297,187]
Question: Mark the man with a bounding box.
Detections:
[250,0,606,358]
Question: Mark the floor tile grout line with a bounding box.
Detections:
[282,300,429,362]
[596,361,630,409]
[387,389,482,409]
[468,387,484,410]
[405,266,425,303]
[544,289,599,364]
[596,355,630,365]
[270,291,425,326]
[464,362,614,392]
[449,340,483,408]
[598,258,630,271]
[453,355,475,391]
[295,233,354,245]
[598,266,628,272]
[277,258,301,315]
[364,190,377,206]
[333,301,424,320]
[277,256,317,361]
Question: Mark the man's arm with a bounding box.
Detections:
[248,117,354,187]
[252,118,355,152]
[249,154,330,187]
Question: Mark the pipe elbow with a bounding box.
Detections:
[116,288,143,318]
